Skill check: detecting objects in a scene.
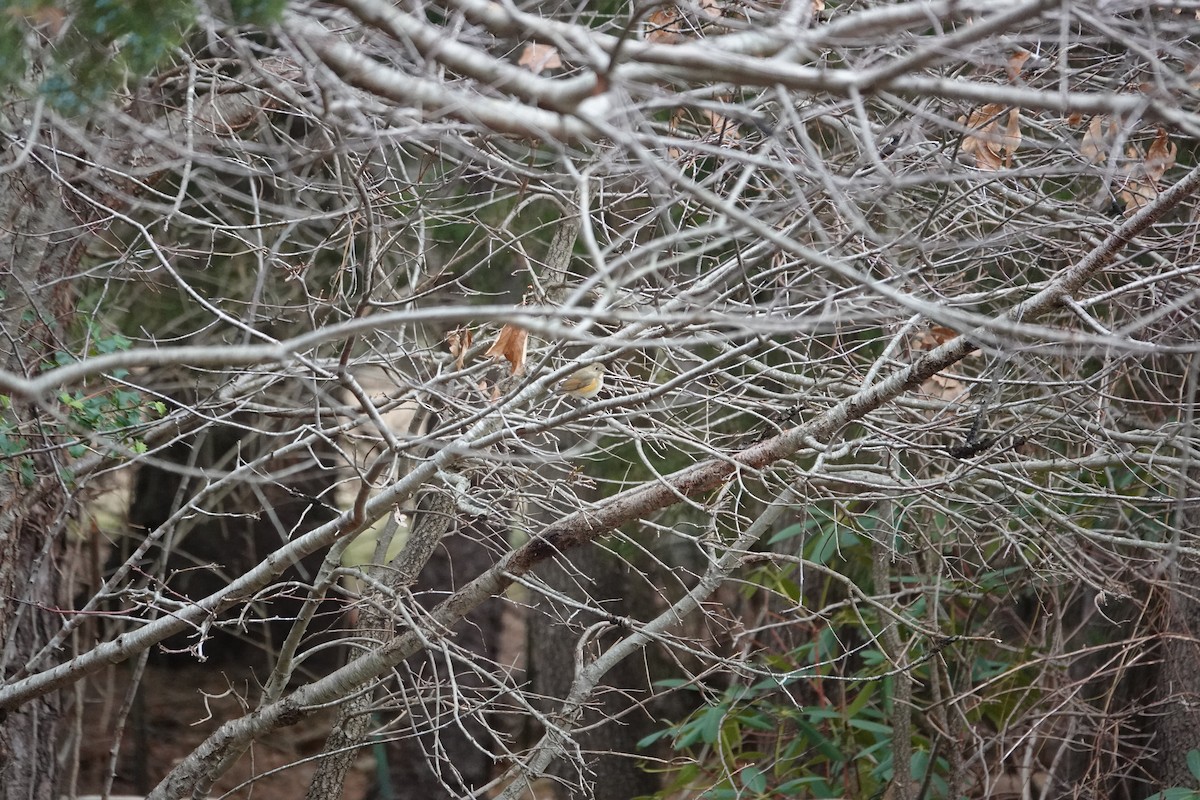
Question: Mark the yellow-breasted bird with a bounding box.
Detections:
[557,363,606,399]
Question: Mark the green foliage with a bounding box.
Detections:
[0,327,163,485]
[644,674,952,799]
[1147,790,1200,800]
[1145,751,1200,800]
[0,0,286,110]
[0,405,35,487]
[54,328,164,457]
[639,496,1083,799]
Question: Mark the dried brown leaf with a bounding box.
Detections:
[920,373,969,404]
[1006,50,1031,82]
[484,324,528,375]
[644,7,687,43]
[1118,129,1177,215]
[960,104,1012,171]
[517,43,562,74]
[1145,126,1177,183]
[1001,108,1021,166]
[446,326,473,371]
[1080,116,1115,164]
[705,109,741,142]
[913,325,959,349]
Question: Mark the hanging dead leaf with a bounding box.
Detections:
[446,326,473,371]
[1118,129,1177,215]
[920,373,970,405]
[705,109,741,142]
[484,324,528,375]
[1145,126,1177,183]
[960,105,1020,170]
[1001,108,1021,166]
[517,43,563,74]
[1118,145,1154,214]
[1080,116,1116,164]
[643,6,687,43]
[913,325,959,349]
[643,1,723,42]
[1006,50,1031,82]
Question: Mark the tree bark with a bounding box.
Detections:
[0,147,95,798]
[1152,561,1200,789]
[1152,356,1200,790]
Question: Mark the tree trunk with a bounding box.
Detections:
[384,522,505,797]
[1153,560,1200,789]
[0,158,88,798]
[1149,353,1200,790]
[527,546,664,800]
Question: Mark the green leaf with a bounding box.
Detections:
[1189,749,1200,782]
[792,715,843,762]
[699,704,724,745]
[848,718,892,735]
[844,682,877,718]
[768,522,809,544]
[637,728,671,749]
[740,765,767,794]
[95,333,131,353]
[1144,790,1200,800]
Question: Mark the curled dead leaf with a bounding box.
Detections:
[643,6,687,43]
[1007,50,1031,82]
[517,43,563,74]
[1080,116,1116,164]
[643,0,725,42]
[913,325,959,349]
[960,105,1021,171]
[1145,126,1177,183]
[920,373,970,405]
[446,326,473,371]
[1117,128,1177,216]
[484,324,528,375]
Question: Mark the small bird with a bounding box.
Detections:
[557,363,606,399]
